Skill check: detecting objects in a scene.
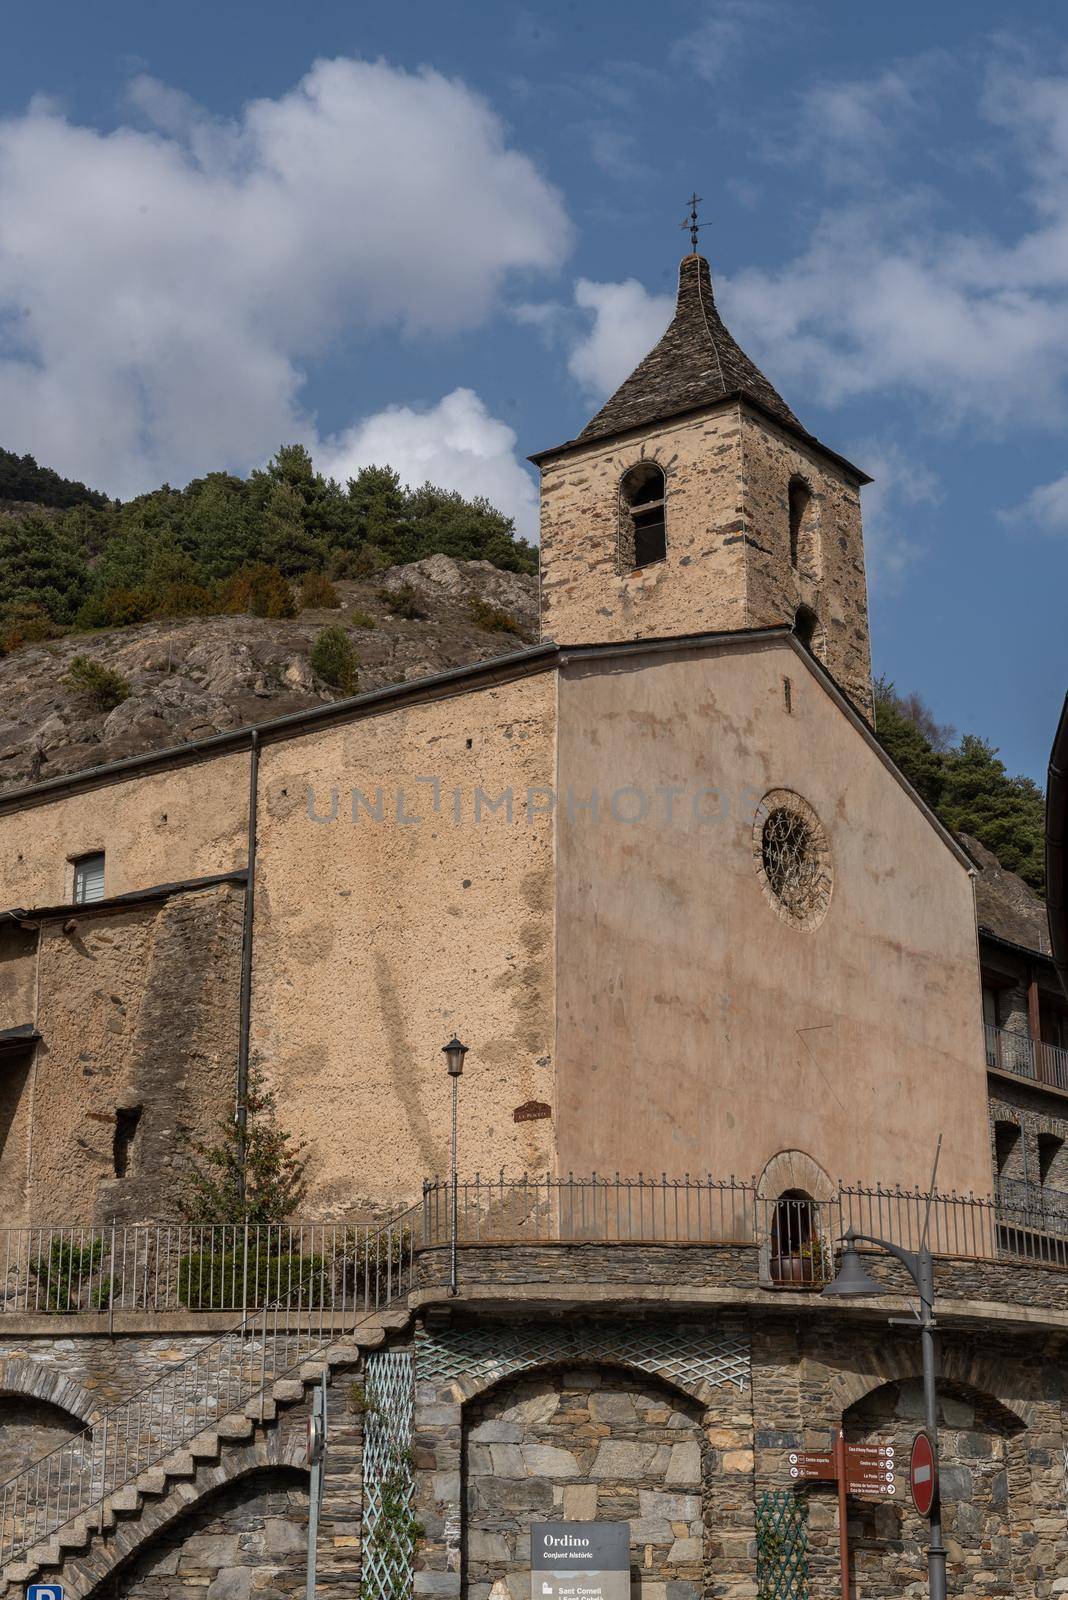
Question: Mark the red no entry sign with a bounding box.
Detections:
[910,1430,937,1517]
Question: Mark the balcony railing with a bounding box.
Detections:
[985,1023,1068,1091]
[6,1169,1068,1316]
[422,1172,1068,1277]
[0,1220,413,1317]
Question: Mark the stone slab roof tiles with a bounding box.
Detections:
[577,252,802,445]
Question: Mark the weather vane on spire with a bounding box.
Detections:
[680,192,710,254]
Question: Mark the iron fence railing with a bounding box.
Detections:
[0,1203,419,1571]
[421,1172,1068,1279]
[0,1221,411,1317]
[985,1022,1068,1092]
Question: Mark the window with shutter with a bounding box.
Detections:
[73,852,105,904]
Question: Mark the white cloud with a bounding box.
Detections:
[319,388,538,539]
[675,0,790,86]
[852,440,941,594]
[718,61,1068,433]
[567,278,673,397]
[0,57,570,499]
[1002,470,1068,535]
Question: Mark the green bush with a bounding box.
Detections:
[62,654,130,710]
[468,596,524,635]
[348,609,375,630]
[221,563,296,619]
[378,583,427,621]
[300,571,341,609]
[177,1248,327,1310]
[30,1238,103,1312]
[311,625,359,693]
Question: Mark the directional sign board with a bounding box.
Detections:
[844,1442,897,1499]
[787,1450,835,1482]
[910,1430,937,1517]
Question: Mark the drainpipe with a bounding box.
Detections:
[236,730,260,1204]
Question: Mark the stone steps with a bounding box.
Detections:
[0,1307,405,1598]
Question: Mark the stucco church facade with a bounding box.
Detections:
[0,250,1066,1600]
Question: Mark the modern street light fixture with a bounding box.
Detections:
[822,1227,947,1600]
[442,1037,468,1296]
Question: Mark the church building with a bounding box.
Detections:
[0,247,1064,1600]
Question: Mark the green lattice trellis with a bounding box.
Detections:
[756,1490,809,1600]
[363,1349,415,1600]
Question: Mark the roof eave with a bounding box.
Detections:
[529,394,873,484]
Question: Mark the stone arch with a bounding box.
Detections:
[826,1346,1035,1432]
[91,1458,309,1600]
[756,1152,834,1287]
[69,1435,309,1598]
[757,1149,835,1202]
[840,1370,1030,1597]
[462,1361,707,1600]
[422,1319,750,1411]
[0,1355,99,1425]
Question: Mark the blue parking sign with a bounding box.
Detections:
[28,1586,63,1600]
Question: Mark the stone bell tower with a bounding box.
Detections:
[530,249,875,720]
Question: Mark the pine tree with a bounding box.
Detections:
[176,1066,309,1223]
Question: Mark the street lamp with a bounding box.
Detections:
[442,1038,468,1296]
[822,1228,946,1600]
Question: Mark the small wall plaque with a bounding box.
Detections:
[513,1099,551,1123]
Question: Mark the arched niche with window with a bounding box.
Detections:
[787,475,820,579]
[618,462,667,571]
[793,603,825,659]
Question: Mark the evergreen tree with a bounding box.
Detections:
[873,677,946,810]
[0,511,89,625]
[940,735,1045,890]
[176,1065,308,1223]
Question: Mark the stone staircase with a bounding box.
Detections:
[0,1305,410,1598]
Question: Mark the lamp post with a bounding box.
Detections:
[822,1227,946,1600]
[442,1037,468,1296]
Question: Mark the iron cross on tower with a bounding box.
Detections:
[680,192,710,253]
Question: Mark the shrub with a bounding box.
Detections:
[62,654,130,711]
[299,571,340,609]
[330,544,389,580]
[468,596,523,636]
[177,1247,327,1310]
[378,583,427,621]
[348,609,375,630]
[175,1064,308,1224]
[77,586,156,629]
[0,603,61,651]
[221,563,296,619]
[152,581,217,619]
[30,1237,103,1312]
[311,625,359,693]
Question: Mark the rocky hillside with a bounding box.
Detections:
[0,555,537,793]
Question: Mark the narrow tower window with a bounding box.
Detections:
[619,463,667,571]
[788,477,811,570]
[113,1104,142,1178]
[72,852,105,904]
[794,604,824,657]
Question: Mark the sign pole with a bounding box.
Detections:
[833,1428,850,1600]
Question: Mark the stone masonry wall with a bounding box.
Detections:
[21,882,243,1224]
[0,1392,83,1482]
[94,1467,310,1600]
[538,407,748,648]
[738,410,872,720]
[464,1368,705,1600]
[537,401,873,722]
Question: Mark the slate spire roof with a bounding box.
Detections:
[576,251,802,445]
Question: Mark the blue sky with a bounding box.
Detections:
[3,1,1068,780]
